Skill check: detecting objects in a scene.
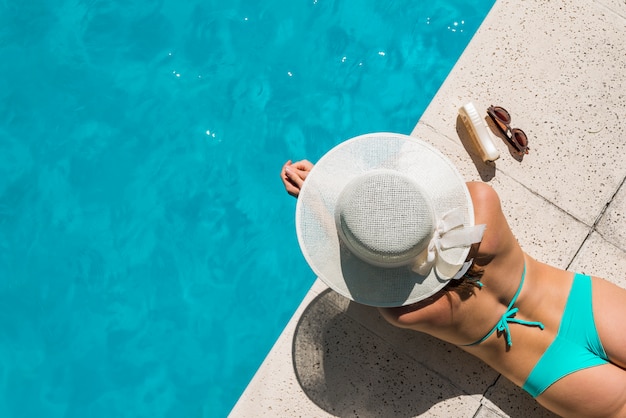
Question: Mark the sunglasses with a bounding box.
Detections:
[487,105,529,155]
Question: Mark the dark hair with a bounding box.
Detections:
[444,263,484,301]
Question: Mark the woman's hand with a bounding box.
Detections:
[281,159,313,198]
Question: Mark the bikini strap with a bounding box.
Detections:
[462,264,544,347]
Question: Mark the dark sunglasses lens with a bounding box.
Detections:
[512,129,528,148]
[494,107,511,123]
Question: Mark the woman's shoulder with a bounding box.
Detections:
[466,182,503,227]
[466,182,520,262]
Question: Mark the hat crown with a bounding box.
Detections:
[335,170,434,267]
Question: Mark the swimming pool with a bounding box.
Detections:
[0,0,494,416]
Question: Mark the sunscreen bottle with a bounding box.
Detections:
[458,102,500,163]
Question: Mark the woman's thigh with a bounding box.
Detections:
[592,276,626,368]
[537,363,626,417]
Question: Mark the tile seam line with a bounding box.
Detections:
[473,373,504,418]
[592,0,626,21]
[566,173,626,270]
[494,169,589,226]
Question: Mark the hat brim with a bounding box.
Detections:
[296,133,474,307]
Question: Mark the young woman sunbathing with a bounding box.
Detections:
[280,133,626,418]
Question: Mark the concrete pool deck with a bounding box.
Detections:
[231,0,626,416]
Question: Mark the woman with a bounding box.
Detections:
[280,133,626,417]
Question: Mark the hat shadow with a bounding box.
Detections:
[291,288,556,417]
[339,246,430,307]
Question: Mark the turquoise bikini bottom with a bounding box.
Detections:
[522,273,609,398]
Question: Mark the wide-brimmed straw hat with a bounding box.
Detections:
[296,133,485,307]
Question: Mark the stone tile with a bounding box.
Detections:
[339,299,500,396]
[490,172,591,269]
[569,231,626,288]
[417,397,482,418]
[418,0,626,226]
[595,179,626,252]
[305,282,502,401]
[473,405,508,418]
[481,377,559,418]
[596,0,626,19]
[290,292,483,417]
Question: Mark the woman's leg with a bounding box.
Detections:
[537,363,626,417]
[592,276,626,368]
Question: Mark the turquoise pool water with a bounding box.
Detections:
[0,0,494,416]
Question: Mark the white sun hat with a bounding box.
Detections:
[296,133,485,307]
